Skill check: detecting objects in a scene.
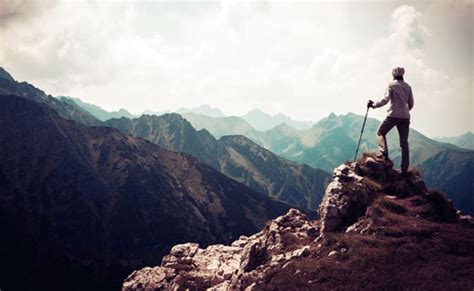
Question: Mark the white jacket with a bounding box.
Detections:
[373,80,414,119]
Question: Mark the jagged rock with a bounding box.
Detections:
[161,243,200,269]
[122,267,175,290]
[318,153,430,233]
[318,162,378,233]
[231,235,250,247]
[122,208,317,290]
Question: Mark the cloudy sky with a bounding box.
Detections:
[0,0,472,137]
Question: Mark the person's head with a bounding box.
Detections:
[392,67,405,81]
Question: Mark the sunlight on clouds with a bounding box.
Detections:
[391,5,431,48]
[0,0,471,136]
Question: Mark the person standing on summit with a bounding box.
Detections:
[368,67,414,174]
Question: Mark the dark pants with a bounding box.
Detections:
[377,117,410,172]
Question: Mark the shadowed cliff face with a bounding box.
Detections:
[420,149,474,214]
[123,154,474,290]
[217,135,329,210]
[105,115,330,210]
[0,94,291,290]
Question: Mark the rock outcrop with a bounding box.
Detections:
[318,154,427,233]
[123,153,474,290]
[123,208,317,290]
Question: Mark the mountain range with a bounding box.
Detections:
[62,87,473,215]
[0,69,293,290]
[104,114,330,210]
[60,95,315,131]
[241,109,314,131]
[166,112,474,214]
[179,112,463,171]
[0,94,291,290]
[0,67,329,211]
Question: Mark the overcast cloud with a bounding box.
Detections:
[0,0,472,137]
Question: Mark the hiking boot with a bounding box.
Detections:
[376,154,393,168]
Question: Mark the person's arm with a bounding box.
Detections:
[408,87,414,110]
[372,87,391,108]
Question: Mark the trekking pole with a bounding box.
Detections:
[353,106,370,161]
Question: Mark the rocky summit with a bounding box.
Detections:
[123,153,474,290]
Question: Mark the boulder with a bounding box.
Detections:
[318,163,377,233]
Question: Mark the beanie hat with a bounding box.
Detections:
[392,67,405,77]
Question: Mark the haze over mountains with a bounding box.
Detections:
[177,104,226,118]
[55,94,316,132]
[182,112,474,214]
[65,90,473,215]
[241,109,314,131]
[0,69,292,290]
[60,96,138,121]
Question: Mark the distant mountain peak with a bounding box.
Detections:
[245,108,269,115]
[176,104,225,118]
[242,109,314,131]
[0,67,15,81]
[271,122,297,132]
[320,112,364,124]
[118,108,132,114]
[197,104,221,110]
[60,96,137,121]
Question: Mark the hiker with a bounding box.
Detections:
[367,67,414,174]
